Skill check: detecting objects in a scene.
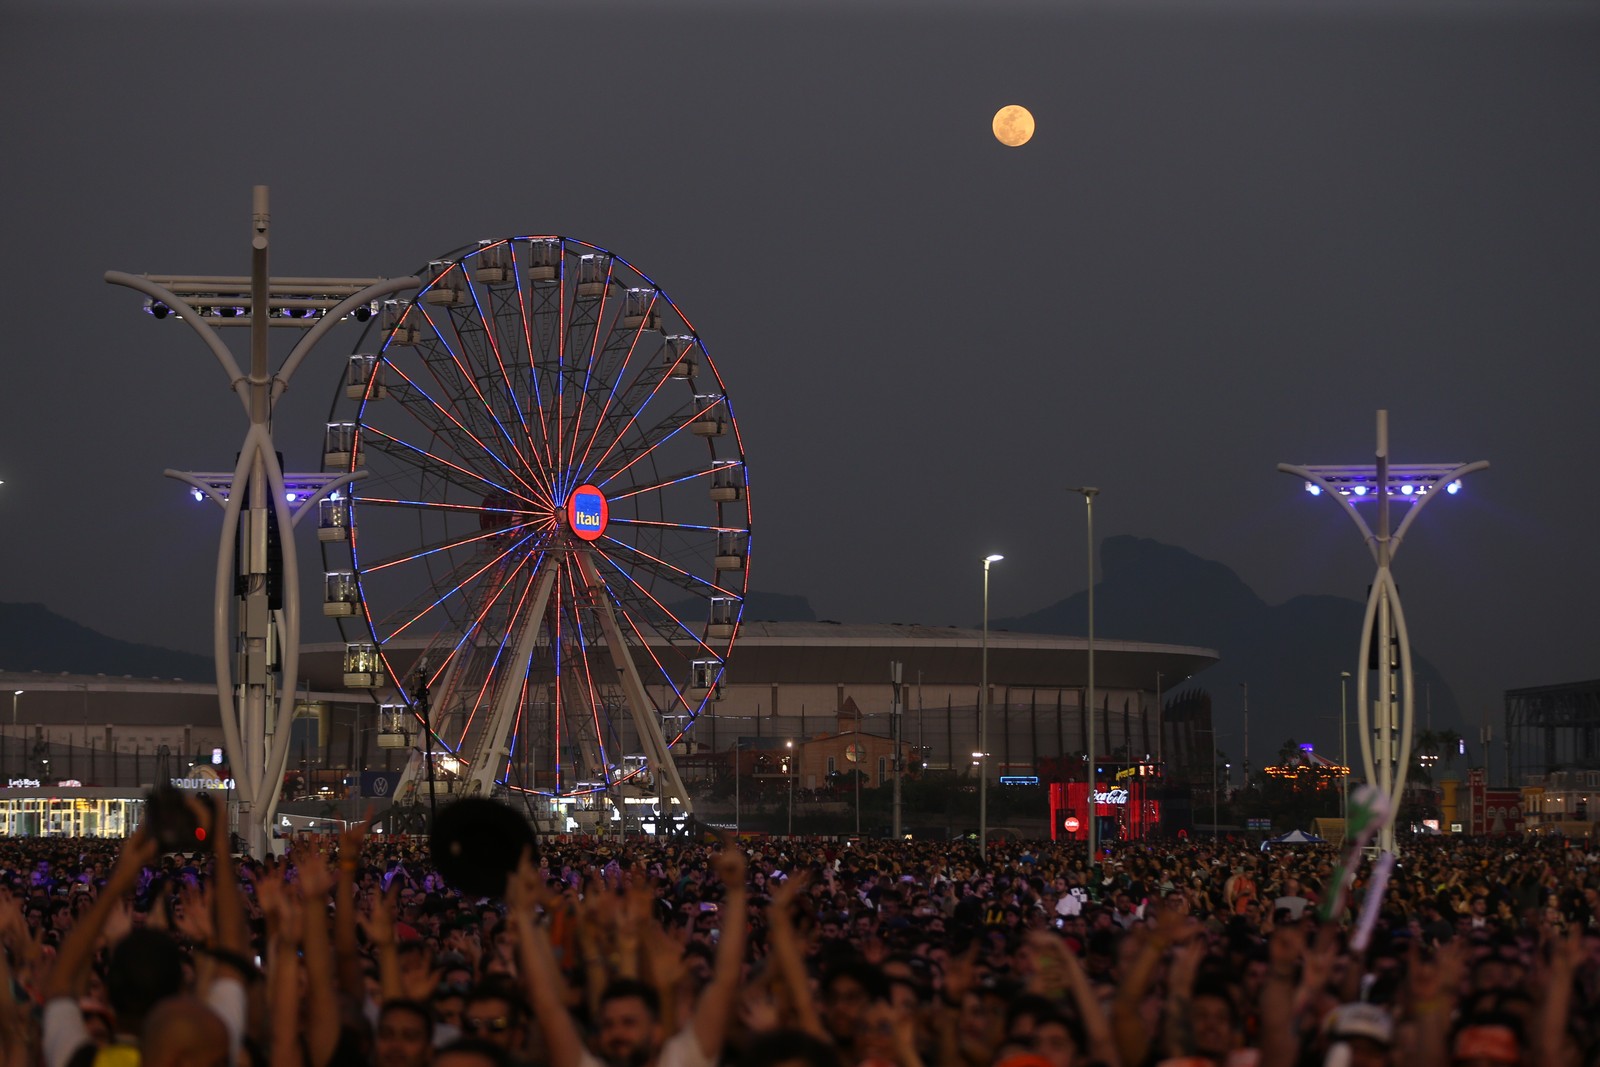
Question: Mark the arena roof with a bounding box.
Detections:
[299,622,1218,692]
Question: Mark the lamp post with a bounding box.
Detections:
[786,739,795,837]
[979,553,1003,854]
[1279,411,1487,854]
[1211,726,1219,838]
[1240,682,1249,791]
[1339,671,1351,825]
[1067,487,1099,863]
[9,691,19,775]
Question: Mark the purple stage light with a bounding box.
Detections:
[1305,482,1322,496]
[1447,480,1461,494]
[1353,485,1367,496]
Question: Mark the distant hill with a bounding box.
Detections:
[0,602,212,679]
[991,536,1462,758]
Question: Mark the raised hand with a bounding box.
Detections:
[294,847,336,901]
[357,881,398,947]
[714,841,749,890]
[174,882,215,945]
[338,808,376,866]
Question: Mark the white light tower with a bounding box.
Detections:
[979,553,1003,854]
[1279,410,1487,854]
[108,187,418,855]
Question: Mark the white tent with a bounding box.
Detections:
[1260,828,1325,851]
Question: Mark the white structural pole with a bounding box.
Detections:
[1068,488,1099,863]
[107,187,418,855]
[891,660,904,841]
[979,555,1000,853]
[1278,412,1487,855]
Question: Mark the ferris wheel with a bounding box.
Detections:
[318,237,749,817]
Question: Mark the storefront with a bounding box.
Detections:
[1049,778,1161,843]
[0,783,145,838]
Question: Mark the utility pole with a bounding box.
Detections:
[410,661,436,826]
[891,660,904,841]
[1241,682,1249,790]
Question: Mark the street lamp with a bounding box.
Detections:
[1240,682,1249,791]
[1066,487,1099,864]
[785,739,795,837]
[979,553,1003,854]
[1279,410,1487,853]
[8,691,19,776]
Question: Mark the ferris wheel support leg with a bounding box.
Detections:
[466,563,559,797]
[575,553,695,818]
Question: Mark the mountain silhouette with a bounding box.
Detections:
[991,536,1462,762]
[0,602,213,679]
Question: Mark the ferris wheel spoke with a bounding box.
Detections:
[436,549,548,712]
[591,548,724,660]
[590,395,725,492]
[361,426,544,510]
[558,268,619,502]
[368,530,544,644]
[607,596,698,719]
[597,533,743,602]
[508,258,563,483]
[414,306,557,506]
[561,566,615,780]
[602,464,723,504]
[567,295,662,487]
[609,516,748,535]
[358,518,549,576]
[389,334,553,505]
[450,559,547,752]
[354,495,538,520]
[451,268,550,499]
[457,266,549,498]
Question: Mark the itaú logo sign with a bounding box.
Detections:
[1092,788,1130,805]
[566,485,609,542]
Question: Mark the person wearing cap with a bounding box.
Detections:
[1320,1003,1394,1067]
[1450,1017,1523,1067]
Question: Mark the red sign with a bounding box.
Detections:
[1063,816,1081,833]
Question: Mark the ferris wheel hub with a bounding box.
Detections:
[564,484,609,542]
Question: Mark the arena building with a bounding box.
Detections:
[0,623,1217,836]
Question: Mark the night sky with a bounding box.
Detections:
[2,0,1596,751]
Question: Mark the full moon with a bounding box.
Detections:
[992,104,1035,147]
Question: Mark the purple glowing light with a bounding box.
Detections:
[1447,480,1461,494]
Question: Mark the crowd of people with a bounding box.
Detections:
[1,802,1598,1067]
